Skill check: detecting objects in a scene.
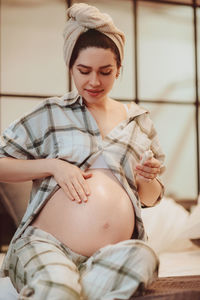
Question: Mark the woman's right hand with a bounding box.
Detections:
[50,159,92,203]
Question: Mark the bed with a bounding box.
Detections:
[0,181,200,299]
[131,196,200,299]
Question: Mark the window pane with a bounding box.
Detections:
[1,0,67,95]
[1,97,43,133]
[142,102,197,199]
[138,2,195,102]
[71,0,135,100]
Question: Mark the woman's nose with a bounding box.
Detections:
[89,72,101,86]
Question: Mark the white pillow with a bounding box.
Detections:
[141,196,194,254]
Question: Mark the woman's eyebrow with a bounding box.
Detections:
[99,64,113,69]
[77,64,113,69]
[77,64,91,69]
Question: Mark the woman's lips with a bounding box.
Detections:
[85,89,103,96]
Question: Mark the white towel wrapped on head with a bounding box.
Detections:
[63,3,125,67]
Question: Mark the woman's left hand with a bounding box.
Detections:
[135,157,161,182]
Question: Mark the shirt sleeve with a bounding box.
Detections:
[0,102,48,160]
[137,112,166,173]
[137,112,166,207]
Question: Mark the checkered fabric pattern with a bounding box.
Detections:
[9,226,158,299]
[0,91,165,277]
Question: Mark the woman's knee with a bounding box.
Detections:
[9,237,82,299]
[19,279,82,300]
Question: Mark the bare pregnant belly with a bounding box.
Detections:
[32,169,135,256]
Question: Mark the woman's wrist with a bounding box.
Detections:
[135,174,157,188]
[44,158,58,177]
[135,175,163,207]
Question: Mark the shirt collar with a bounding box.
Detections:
[62,90,83,106]
[128,102,148,119]
[62,91,148,117]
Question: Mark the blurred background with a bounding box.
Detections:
[0,0,200,202]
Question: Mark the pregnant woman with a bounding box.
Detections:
[0,3,165,300]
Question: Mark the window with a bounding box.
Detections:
[1,0,199,200]
[1,0,67,129]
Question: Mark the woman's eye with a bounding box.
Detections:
[101,71,111,76]
[78,69,112,76]
[79,70,90,75]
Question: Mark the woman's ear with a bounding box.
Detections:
[116,65,121,78]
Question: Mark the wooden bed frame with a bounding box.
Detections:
[130,275,200,299]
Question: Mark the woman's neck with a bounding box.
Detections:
[84,97,114,112]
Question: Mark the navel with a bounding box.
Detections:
[103,222,110,230]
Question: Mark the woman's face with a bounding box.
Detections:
[71,47,120,104]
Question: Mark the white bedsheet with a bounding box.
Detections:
[0,277,18,300]
[159,247,200,277]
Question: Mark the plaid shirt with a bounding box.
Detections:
[0,91,165,276]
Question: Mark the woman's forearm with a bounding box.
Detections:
[0,157,55,183]
[136,177,162,207]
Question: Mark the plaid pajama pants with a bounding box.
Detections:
[8,226,158,300]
